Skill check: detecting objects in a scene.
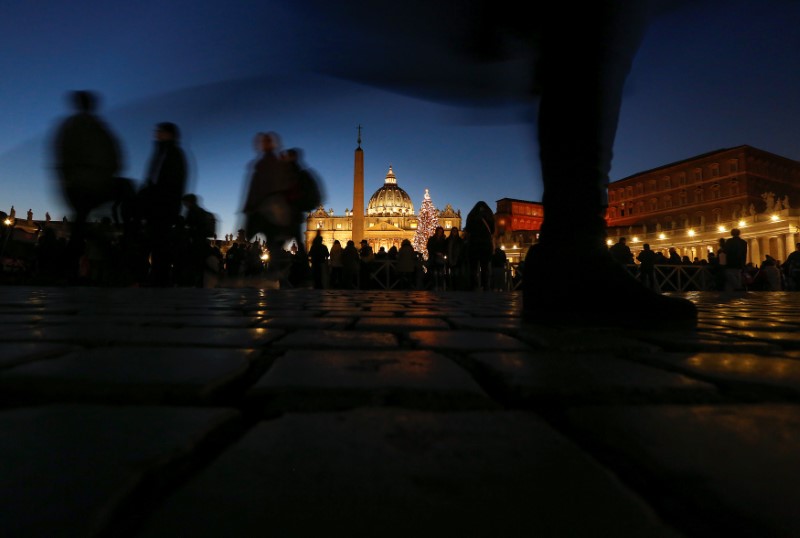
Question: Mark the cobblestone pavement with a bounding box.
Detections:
[2,286,800,537]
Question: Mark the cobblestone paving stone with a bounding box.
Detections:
[2,286,800,537]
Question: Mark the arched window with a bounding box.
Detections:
[695,187,704,203]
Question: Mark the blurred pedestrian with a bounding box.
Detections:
[51,90,124,278]
[138,121,187,286]
[242,132,294,259]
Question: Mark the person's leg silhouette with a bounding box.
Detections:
[521,2,697,328]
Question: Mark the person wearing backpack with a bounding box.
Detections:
[284,147,323,213]
[283,147,323,285]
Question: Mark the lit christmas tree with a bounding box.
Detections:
[413,188,440,260]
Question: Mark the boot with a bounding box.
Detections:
[522,222,698,329]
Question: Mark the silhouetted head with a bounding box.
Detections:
[731,228,741,237]
[156,122,180,141]
[256,132,281,153]
[71,90,97,113]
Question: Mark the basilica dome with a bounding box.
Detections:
[366,166,415,216]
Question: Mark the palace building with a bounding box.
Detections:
[605,145,800,264]
[493,197,543,264]
[303,132,461,253]
[491,145,800,268]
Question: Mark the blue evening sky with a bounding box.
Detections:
[1,0,798,235]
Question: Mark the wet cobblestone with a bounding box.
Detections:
[1,287,799,537]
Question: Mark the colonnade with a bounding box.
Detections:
[610,212,800,267]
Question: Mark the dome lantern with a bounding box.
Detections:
[366,165,415,217]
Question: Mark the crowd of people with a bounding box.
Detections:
[11,90,328,289]
[1,89,513,291]
[2,89,519,292]
[612,228,798,292]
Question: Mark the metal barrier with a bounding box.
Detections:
[355,260,716,292]
[651,265,715,291]
[504,262,716,292]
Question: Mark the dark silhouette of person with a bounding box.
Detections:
[282,147,321,286]
[328,239,344,288]
[490,245,508,291]
[52,90,123,277]
[242,132,294,261]
[513,3,697,326]
[342,239,361,289]
[180,193,216,287]
[139,121,187,286]
[609,237,634,266]
[396,238,418,290]
[308,230,329,289]
[724,228,748,291]
[295,0,698,327]
[426,225,448,290]
[358,239,375,289]
[446,226,467,290]
[784,242,800,291]
[636,243,658,291]
[464,201,495,291]
[225,242,244,281]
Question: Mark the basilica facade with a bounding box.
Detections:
[303,133,461,253]
[303,165,461,253]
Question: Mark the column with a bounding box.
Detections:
[748,237,760,266]
[785,233,797,261]
[774,236,786,264]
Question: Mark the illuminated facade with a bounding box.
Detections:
[303,139,461,253]
[494,197,543,264]
[606,145,800,264]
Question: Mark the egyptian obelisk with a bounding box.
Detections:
[352,125,365,244]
